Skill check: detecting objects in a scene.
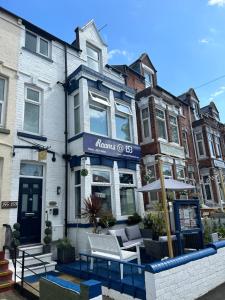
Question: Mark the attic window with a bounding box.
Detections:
[87,44,100,72]
[144,70,152,87]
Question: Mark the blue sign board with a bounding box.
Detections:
[83,133,141,161]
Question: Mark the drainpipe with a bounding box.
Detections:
[64,44,68,237]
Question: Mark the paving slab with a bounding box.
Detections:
[198,282,225,300]
[0,290,26,300]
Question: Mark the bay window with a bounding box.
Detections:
[169,115,179,144]
[195,132,205,157]
[24,87,41,134]
[182,130,189,157]
[163,164,173,179]
[89,92,110,136]
[74,94,80,134]
[115,103,132,142]
[91,170,111,213]
[176,166,185,181]
[87,44,100,72]
[0,77,6,127]
[156,108,167,140]
[208,133,216,158]
[203,175,212,201]
[119,173,136,215]
[74,170,81,218]
[215,136,222,158]
[141,107,150,139]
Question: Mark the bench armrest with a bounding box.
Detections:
[121,242,141,250]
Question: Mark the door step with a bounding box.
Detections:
[0,251,14,293]
[18,244,43,256]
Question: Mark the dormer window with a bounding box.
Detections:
[87,44,100,72]
[193,102,200,120]
[25,31,50,58]
[144,70,152,88]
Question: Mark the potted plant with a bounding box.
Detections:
[56,238,75,264]
[81,168,88,176]
[82,196,102,233]
[126,213,142,226]
[11,223,20,258]
[43,221,52,253]
[141,213,154,238]
[99,214,116,228]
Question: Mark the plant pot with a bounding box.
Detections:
[43,244,51,254]
[140,228,153,239]
[57,247,75,264]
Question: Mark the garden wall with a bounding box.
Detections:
[145,241,225,300]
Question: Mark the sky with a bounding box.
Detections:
[1,0,225,122]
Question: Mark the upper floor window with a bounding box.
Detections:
[87,44,100,72]
[176,166,185,181]
[141,107,150,139]
[89,92,109,136]
[163,163,173,179]
[74,94,80,135]
[195,132,205,157]
[208,133,216,158]
[23,87,41,134]
[25,31,50,58]
[143,70,152,88]
[169,115,179,144]
[215,136,222,158]
[182,130,189,157]
[156,108,167,140]
[193,102,200,120]
[0,77,6,127]
[115,103,132,142]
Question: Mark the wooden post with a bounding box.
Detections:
[158,158,174,258]
[219,168,225,211]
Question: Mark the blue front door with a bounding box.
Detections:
[18,177,42,244]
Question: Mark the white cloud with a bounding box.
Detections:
[199,38,209,44]
[108,49,133,61]
[209,86,225,100]
[208,0,225,6]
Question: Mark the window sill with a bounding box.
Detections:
[17,131,47,141]
[0,128,10,134]
[22,47,53,63]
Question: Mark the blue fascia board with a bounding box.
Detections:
[67,65,135,95]
[145,247,217,274]
[67,219,127,228]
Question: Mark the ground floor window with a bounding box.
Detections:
[147,165,158,202]
[119,172,136,215]
[91,169,111,213]
[75,170,81,218]
[20,163,43,177]
[202,175,212,201]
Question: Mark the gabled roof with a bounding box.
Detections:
[129,52,157,73]
[80,19,107,47]
[178,88,199,103]
[201,101,219,114]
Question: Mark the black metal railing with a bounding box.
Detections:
[79,252,146,299]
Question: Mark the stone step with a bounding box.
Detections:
[15,253,52,267]
[0,259,9,272]
[18,244,43,256]
[18,261,57,279]
[0,270,13,282]
[0,280,14,293]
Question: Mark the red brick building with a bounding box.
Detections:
[113,54,201,208]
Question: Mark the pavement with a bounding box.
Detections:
[198,282,225,300]
[0,290,26,300]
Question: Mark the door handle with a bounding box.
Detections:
[25,212,35,216]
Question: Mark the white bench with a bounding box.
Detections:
[87,233,140,279]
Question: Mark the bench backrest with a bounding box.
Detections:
[88,233,121,258]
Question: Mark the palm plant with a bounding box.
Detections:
[82,196,102,233]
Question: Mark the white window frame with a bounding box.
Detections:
[176,166,185,181]
[86,43,100,72]
[163,163,173,179]
[89,102,109,137]
[182,130,189,157]
[142,65,153,88]
[169,114,180,144]
[195,132,205,158]
[146,165,158,202]
[115,102,133,142]
[74,93,80,135]
[156,108,167,141]
[119,171,136,216]
[193,102,200,120]
[25,30,51,58]
[23,86,41,134]
[208,133,216,158]
[89,91,110,107]
[141,106,151,141]
[0,76,7,127]
[202,175,213,202]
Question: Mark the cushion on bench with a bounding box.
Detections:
[125,225,142,241]
[109,228,128,242]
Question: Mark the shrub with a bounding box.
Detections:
[44,220,52,245]
[127,213,142,225]
[56,238,72,249]
[99,214,116,228]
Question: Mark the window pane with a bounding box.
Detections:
[196,133,202,141]
[74,107,80,134]
[116,103,131,115]
[156,109,164,119]
[24,102,39,133]
[87,46,99,60]
[176,167,185,179]
[92,186,111,213]
[90,106,108,136]
[25,31,37,52]
[20,163,43,176]
[75,186,81,218]
[92,171,110,183]
[169,115,177,125]
[0,78,5,101]
[27,88,39,102]
[142,108,149,119]
[119,173,133,184]
[171,125,179,143]
[163,164,172,178]
[205,185,212,200]
[87,57,99,72]
[198,141,204,156]
[120,187,135,215]
[74,94,79,107]
[157,119,166,139]
[22,194,28,212]
[0,103,2,125]
[116,114,130,141]
[40,38,48,56]
[32,194,38,212]
[75,170,81,185]
[143,119,149,138]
